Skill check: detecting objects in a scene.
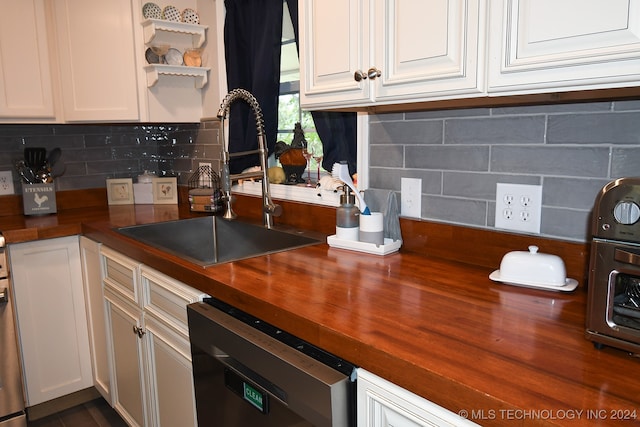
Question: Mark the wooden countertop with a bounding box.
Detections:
[2,193,639,426]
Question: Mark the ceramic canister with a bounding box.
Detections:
[359,212,384,245]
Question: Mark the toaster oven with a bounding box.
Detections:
[586,178,640,354]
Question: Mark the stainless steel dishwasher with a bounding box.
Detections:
[187,298,357,427]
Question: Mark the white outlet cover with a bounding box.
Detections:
[0,170,15,195]
[401,177,422,218]
[495,183,542,234]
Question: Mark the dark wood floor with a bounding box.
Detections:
[27,398,127,427]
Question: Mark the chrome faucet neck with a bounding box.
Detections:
[217,89,281,228]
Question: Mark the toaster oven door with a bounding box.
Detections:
[587,241,640,353]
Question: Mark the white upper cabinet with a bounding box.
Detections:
[300,0,486,109]
[53,0,141,122]
[0,0,216,123]
[300,0,640,110]
[373,0,485,102]
[0,0,55,121]
[300,0,372,106]
[488,0,640,93]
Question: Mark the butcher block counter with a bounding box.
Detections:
[1,190,639,426]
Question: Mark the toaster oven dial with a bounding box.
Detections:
[613,200,640,225]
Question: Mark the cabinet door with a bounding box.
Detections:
[9,236,93,406]
[488,0,640,93]
[0,0,55,120]
[79,237,111,403]
[104,287,146,427]
[52,0,140,121]
[357,368,479,427]
[373,0,485,102]
[144,315,197,427]
[300,0,373,108]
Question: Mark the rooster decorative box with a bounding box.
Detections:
[22,183,57,215]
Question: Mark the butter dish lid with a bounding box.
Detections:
[489,245,578,292]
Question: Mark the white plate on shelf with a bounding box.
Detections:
[165,48,183,65]
[182,8,200,24]
[327,235,402,255]
[489,270,579,292]
[142,2,161,19]
[162,5,181,22]
[145,48,161,64]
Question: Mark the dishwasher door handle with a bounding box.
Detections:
[213,351,288,405]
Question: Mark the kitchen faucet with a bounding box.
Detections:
[217,88,282,228]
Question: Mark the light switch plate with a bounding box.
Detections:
[401,177,422,218]
[0,171,15,195]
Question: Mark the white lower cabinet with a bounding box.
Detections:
[79,236,111,403]
[144,314,197,427]
[101,247,205,427]
[105,286,146,426]
[357,368,479,427]
[9,236,93,406]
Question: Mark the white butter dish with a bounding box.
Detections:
[489,245,578,292]
[489,270,579,292]
[327,234,402,255]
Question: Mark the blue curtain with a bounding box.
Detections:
[224,0,284,174]
[224,0,358,177]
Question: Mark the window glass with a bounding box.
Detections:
[277,3,323,171]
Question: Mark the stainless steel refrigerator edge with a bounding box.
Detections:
[0,234,27,427]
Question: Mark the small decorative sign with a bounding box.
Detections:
[22,183,57,215]
[106,178,134,205]
[152,177,178,204]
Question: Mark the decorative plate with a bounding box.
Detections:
[165,48,183,66]
[183,48,202,67]
[162,5,181,22]
[182,8,200,24]
[145,47,161,64]
[142,2,162,19]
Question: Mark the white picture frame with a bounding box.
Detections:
[152,177,178,204]
[106,178,134,205]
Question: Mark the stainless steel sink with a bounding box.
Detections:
[116,217,321,267]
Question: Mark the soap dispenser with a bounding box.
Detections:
[336,184,360,241]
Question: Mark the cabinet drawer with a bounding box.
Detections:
[141,266,207,333]
[101,246,140,304]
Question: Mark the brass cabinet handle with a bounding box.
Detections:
[132,325,146,338]
[354,68,382,82]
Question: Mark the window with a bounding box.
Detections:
[276,3,322,172]
[228,2,341,207]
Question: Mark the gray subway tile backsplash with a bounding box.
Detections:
[444,116,545,145]
[0,122,215,191]
[547,112,640,144]
[369,101,640,242]
[490,146,610,177]
[1,100,638,243]
[406,145,490,171]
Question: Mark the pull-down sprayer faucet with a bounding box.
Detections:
[217,88,282,228]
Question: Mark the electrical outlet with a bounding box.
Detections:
[495,183,542,234]
[0,170,15,195]
[401,177,422,218]
[199,162,212,187]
